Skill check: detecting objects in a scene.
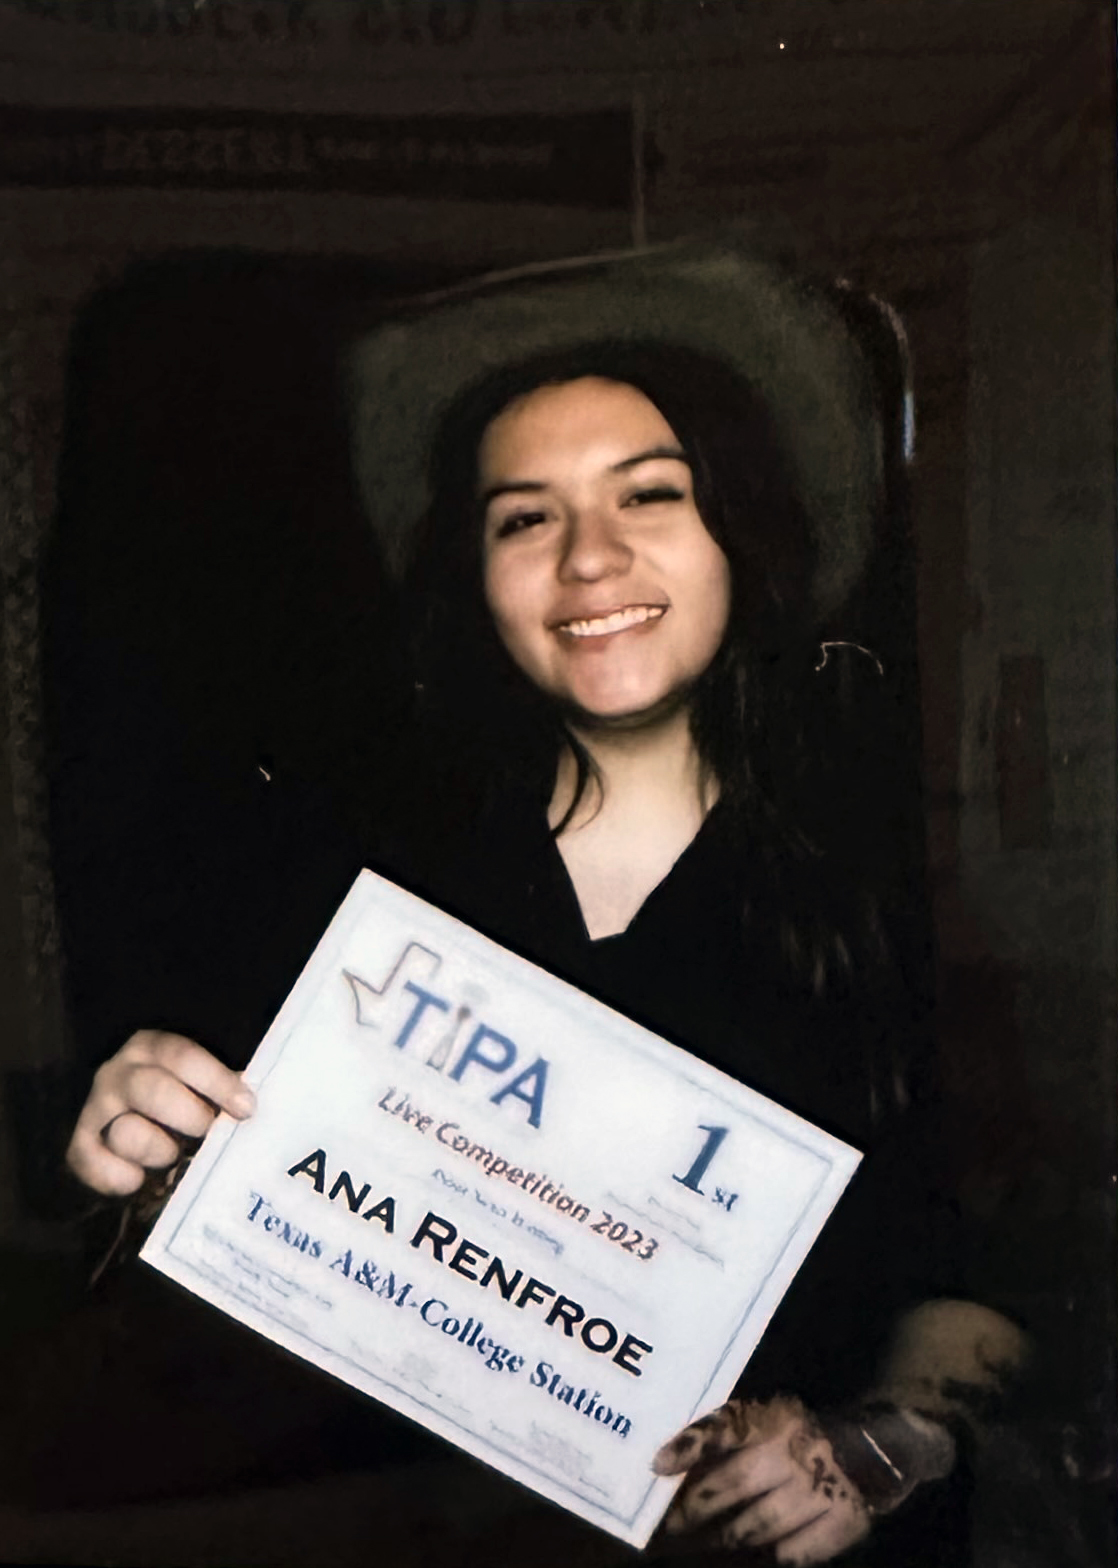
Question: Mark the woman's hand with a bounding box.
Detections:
[654,1396,871,1564]
[66,1029,256,1197]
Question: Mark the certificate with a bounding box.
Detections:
[142,871,861,1547]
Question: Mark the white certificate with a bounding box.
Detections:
[142,870,860,1547]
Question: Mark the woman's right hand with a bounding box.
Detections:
[66,1029,256,1196]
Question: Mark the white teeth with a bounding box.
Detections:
[560,605,665,638]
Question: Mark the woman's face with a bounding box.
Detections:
[478,377,732,728]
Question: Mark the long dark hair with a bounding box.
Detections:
[404,341,889,999]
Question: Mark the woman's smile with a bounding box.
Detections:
[479,377,731,725]
[554,604,668,640]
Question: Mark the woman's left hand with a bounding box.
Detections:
[653,1395,871,1564]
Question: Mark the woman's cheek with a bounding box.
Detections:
[483,561,544,679]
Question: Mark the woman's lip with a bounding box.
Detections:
[552,604,668,638]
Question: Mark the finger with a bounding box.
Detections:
[721,1485,827,1548]
[773,1499,871,1565]
[102,1110,183,1170]
[653,1400,762,1474]
[147,1034,255,1119]
[786,1426,866,1512]
[65,1125,147,1197]
[118,1064,221,1141]
[664,1441,798,1531]
[695,1435,799,1505]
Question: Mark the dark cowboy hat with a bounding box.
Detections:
[347,240,885,616]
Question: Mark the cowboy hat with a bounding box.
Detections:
[348,239,886,615]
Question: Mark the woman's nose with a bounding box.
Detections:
[556,505,632,582]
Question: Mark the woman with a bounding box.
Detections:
[60,251,1026,1564]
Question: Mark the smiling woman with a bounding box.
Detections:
[39,246,1032,1567]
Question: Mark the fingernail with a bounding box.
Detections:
[231,1088,256,1118]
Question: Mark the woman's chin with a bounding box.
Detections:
[561,685,690,733]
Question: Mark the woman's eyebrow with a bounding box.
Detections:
[610,445,688,473]
[479,479,547,506]
[480,446,688,504]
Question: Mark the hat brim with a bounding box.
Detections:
[348,241,882,617]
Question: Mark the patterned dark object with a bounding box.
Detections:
[820,1404,956,1514]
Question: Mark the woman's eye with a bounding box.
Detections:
[494,509,548,539]
[623,485,685,508]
